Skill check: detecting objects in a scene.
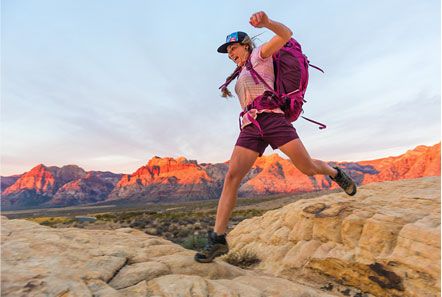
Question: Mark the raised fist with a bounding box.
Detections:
[249,11,270,28]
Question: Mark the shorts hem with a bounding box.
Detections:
[234,144,265,156]
[270,134,299,150]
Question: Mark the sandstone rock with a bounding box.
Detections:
[146,274,337,297]
[1,216,337,296]
[118,280,149,297]
[228,176,441,297]
[108,261,169,289]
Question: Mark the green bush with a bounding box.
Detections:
[177,228,190,238]
[231,209,266,218]
[117,212,144,220]
[40,220,55,227]
[95,214,117,221]
[181,233,207,250]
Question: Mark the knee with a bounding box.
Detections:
[224,169,243,184]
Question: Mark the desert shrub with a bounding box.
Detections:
[40,220,55,227]
[224,251,261,269]
[95,214,117,221]
[231,209,266,218]
[168,224,178,232]
[160,221,170,227]
[181,233,207,250]
[38,217,75,227]
[118,212,144,220]
[185,218,196,224]
[130,220,146,229]
[177,228,190,238]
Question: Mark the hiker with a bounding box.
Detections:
[195,11,356,263]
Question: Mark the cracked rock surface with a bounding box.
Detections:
[228,176,441,297]
[2,177,439,297]
[1,216,336,296]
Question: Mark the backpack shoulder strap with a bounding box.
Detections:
[246,56,278,97]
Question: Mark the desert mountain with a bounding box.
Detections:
[1,164,87,208]
[1,174,22,192]
[107,157,222,202]
[1,143,440,210]
[48,173,118,207]
[1,165,123,210]
[359,143,441,183]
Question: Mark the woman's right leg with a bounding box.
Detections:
[214,145,259,235]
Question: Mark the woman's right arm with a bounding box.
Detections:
[249,11,292,59]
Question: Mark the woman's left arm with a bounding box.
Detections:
[249,11,293,59]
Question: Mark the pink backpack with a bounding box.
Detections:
[221,38,326,134]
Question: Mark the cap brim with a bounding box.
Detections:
[217,42,235,53]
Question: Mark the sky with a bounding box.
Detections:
[1,0,441,176]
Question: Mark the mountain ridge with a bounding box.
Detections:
[1,143,440,210]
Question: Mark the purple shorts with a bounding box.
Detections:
[235,113,299,156]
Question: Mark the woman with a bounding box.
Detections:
[195,11,356,263]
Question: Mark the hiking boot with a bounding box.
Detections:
[330,166,357,196]
[194,229,229,263]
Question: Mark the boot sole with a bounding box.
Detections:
[194,246,229,263]
[346,187,357,196]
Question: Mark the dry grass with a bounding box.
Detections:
[24,216,73,224]
[224,250,261,269]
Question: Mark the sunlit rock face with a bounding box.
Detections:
[107,156,222,202]
[228,176,441,297]
[359,143,441,183]
[1,164,87,208]
[2,143,440,209]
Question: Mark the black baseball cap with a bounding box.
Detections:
[217,31,249,53]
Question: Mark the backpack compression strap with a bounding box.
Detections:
[308,63,324,73]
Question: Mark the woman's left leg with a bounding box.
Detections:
[278,138,357,196]
[278,138,337,177]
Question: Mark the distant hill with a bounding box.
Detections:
[1,143,440,210]
[1,166,123,210]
